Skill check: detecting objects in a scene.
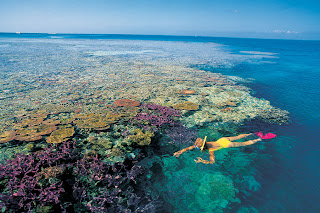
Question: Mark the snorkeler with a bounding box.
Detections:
[173,132,276,164]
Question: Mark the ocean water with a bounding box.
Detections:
[0,33,319,212]
[199,38,320,212]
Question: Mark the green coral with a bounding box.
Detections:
[110,147,124,157]
[236,206,259,213]
[197,172,236,201]
[83,133,114,156]
[196,172,237,212]
[88,136,113,150]
[128,128,154,146]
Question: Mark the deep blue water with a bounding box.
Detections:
[215,39,320,212]
[0,33,319,212]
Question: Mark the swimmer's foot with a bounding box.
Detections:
[255,132,277,139]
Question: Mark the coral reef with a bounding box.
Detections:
[73,113,120,130]
[46,125,75,143]
[114,99,140,107]
[199,172,236,201]
[258,107,289,124]
[0,142,76,212]
[128,128,155,146]
[0,131,16,143]
[0,39,291,213]
[72,155,154,212]
[164,124,198,147]
[173,101,199,111]
[0,141,155,213]
[133,103,181,128]
[180,89,196,95]
[196,172,237,212]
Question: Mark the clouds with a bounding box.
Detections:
[273,30,300,34]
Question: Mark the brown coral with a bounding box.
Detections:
[46,126,75,143]
[73,113,118,130]
[180,90,196,95]
[173,101,199,111]
[37,166,65,180]
[15,128,42,142]
[19,117,44,128]
[216,100,238,108]
[117,106,139,119]
[12,117,60,142]
[220,107,233,112]
[0,131,16,143]
[114,99,140,107]
[42,118,60,126]
[35,124,57,136]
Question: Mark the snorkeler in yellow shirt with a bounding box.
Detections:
[173,133,264,164]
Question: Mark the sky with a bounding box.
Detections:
[0,0,319,40]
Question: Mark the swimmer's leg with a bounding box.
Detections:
[225,133,252,141]
[230,138,262,147]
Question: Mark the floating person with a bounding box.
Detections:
[173,132,276,164]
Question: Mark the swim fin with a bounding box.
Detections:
[255,131,277,139]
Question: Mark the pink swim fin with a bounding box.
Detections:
[255,131,277,139]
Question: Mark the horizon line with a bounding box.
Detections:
[0,32,319,42]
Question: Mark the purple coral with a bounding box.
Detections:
[141,104,181,117]
[0,141,76,212]
[134,104,181,127]
[165,124,198,148]
[0,137,159,212]
[72,155,152,212]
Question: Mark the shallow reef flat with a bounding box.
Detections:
[0,39,289,212]
[0,59,288,152]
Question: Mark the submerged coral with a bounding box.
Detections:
[133,103,181,128]
[164,124,198,147]
[72,155,153,212]
[46,126,75,143]
[0,141,156,213]
[128,128,155,146]
[0,131,16,143]
[180,89,196,95]
[0,38,290,213]
[0,142,76,212]
[173,101,199,111]
[114,99,140,107]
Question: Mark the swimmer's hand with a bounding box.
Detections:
[194,157,214,164]
[173,151,182,157]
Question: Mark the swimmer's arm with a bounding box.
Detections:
[195,149,215,164]
[229,138,262,147]
[173,146,195,157]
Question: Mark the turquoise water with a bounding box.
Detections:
[204,39,320,212]
[223,39,320,212]
[0,33,319,212]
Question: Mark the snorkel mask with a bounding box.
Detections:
[195,136,207,151]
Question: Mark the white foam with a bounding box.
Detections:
[239,51,278,55]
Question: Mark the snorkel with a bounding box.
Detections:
[194,136,207,151]
[200,136,207,151]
